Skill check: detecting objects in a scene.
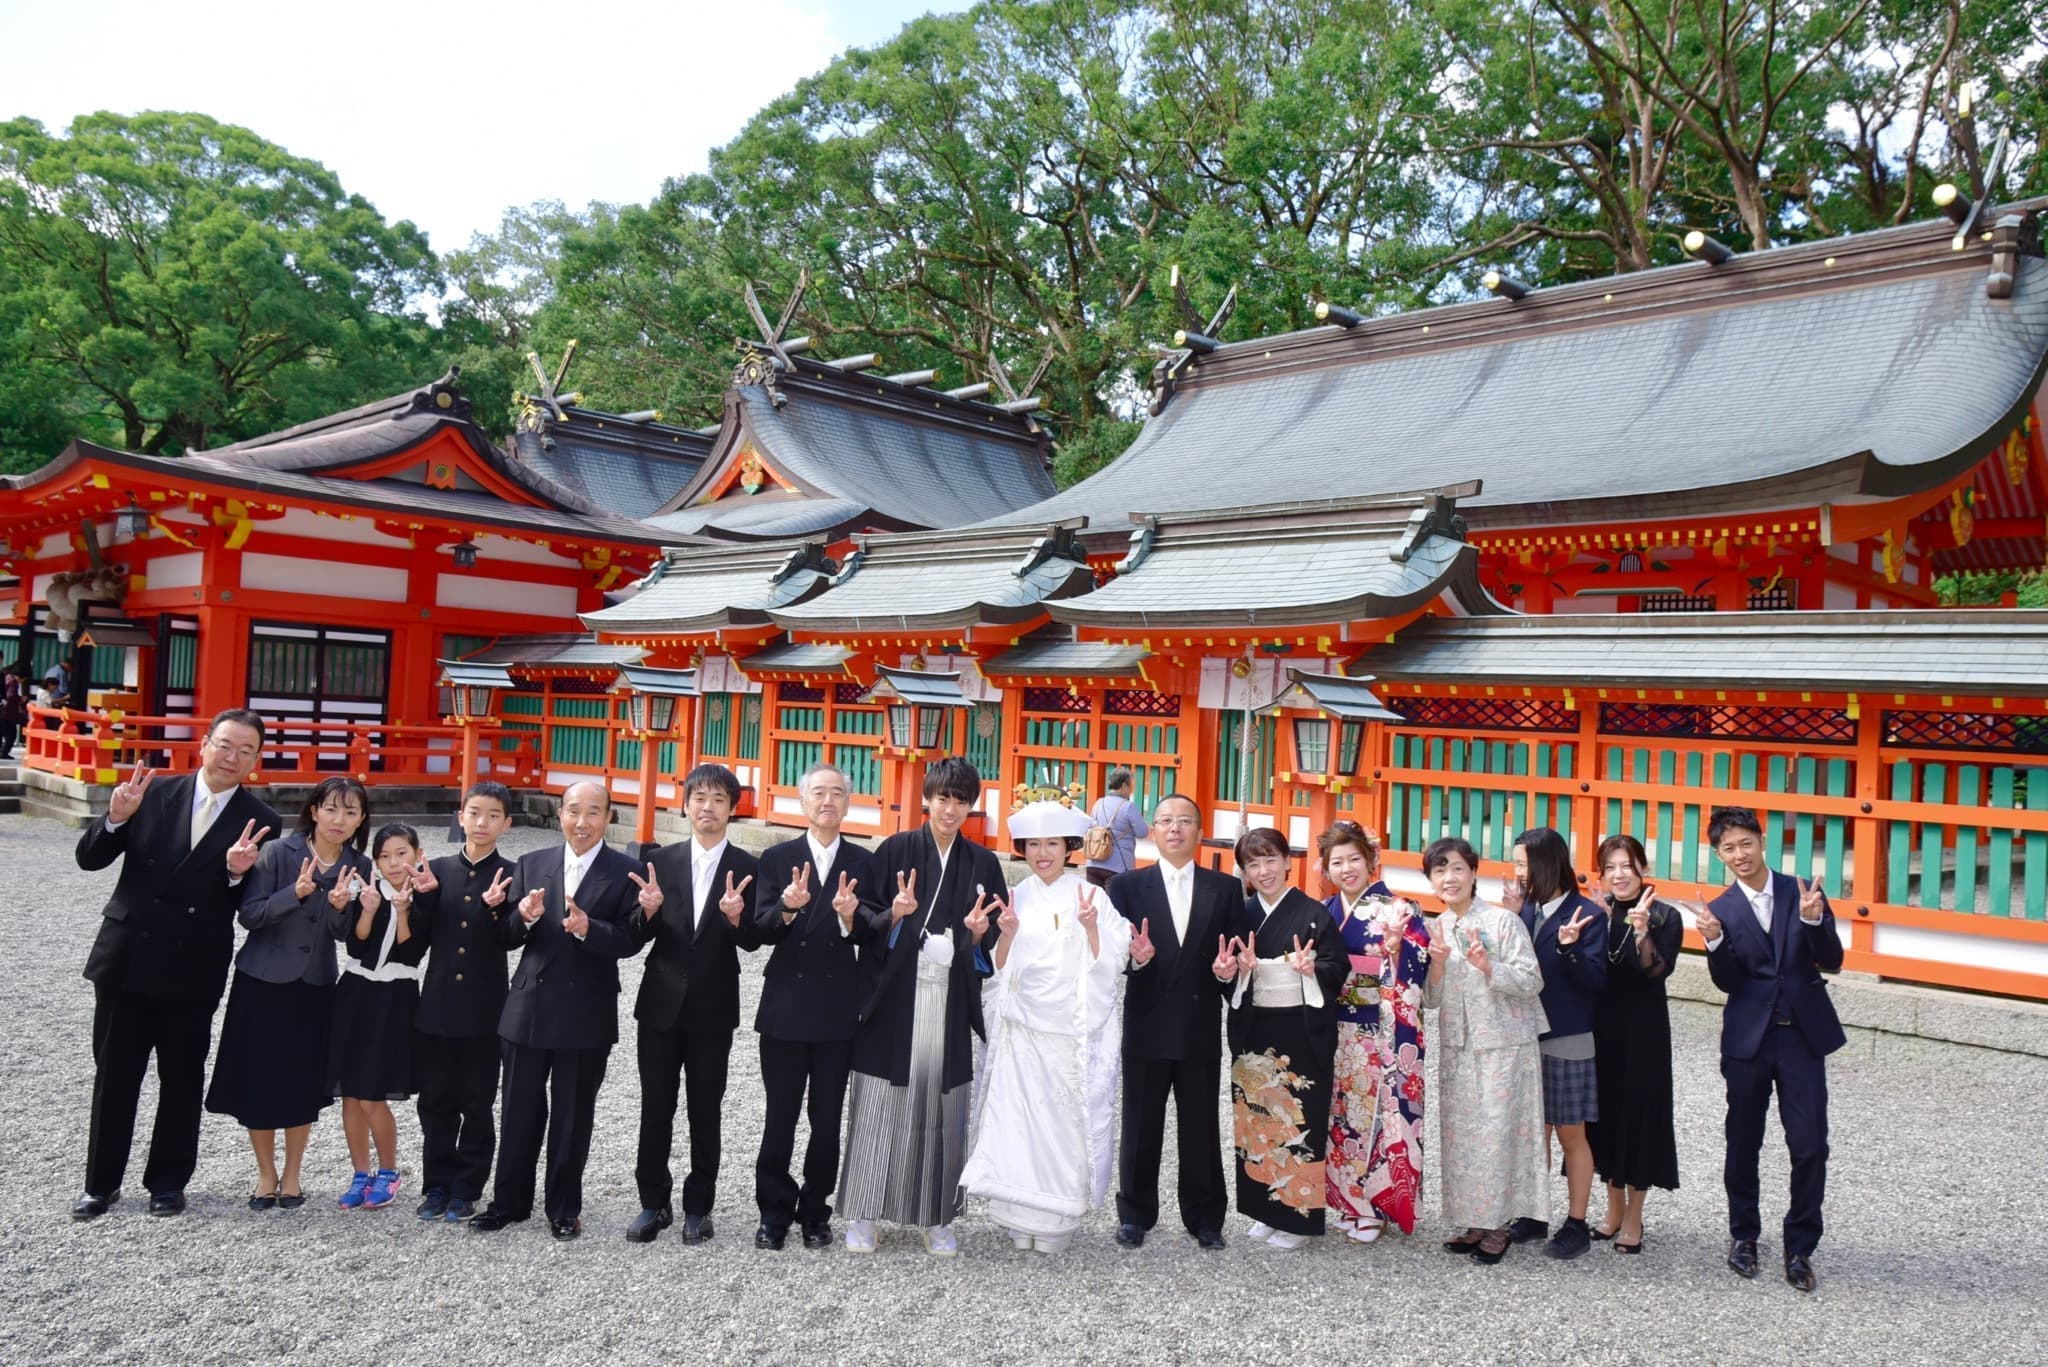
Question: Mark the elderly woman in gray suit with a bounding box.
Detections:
[206,777,374,1209]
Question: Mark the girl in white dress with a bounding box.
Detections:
[960,799,1131,1252]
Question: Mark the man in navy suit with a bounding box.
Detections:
[470,781,639,1241]
[1690,806,1846,1293]
[72,709,278,1219]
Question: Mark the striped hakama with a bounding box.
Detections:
[838,955,969,1228]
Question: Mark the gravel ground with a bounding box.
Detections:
[3,815,2044,1366]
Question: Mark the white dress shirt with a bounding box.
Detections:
[562,843,600,938]
[805,834,852,938]
[1160,859,1194,947]
[691,837,728,930]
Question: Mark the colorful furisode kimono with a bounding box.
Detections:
[1322,891,1430,1235]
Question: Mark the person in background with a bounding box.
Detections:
[960,797,1131,1252]
[1317,820,1429,1244]
[410,782,517,1223]
[1683,806,1844,1293]
[208,776,372,1211]
[1083,767,1151,889]
[329,822,431,1211]
[0,662,26,757]
[1221,826,1347,1251]
[1504,825,1608,1260]
[71,710,277,1220]
[1587,834,1682,1254]
[1422,836,1547,1268]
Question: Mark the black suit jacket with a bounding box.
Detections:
[628,839,763,1034]
[852,827,1003,1092]
[498,843,639,1052]
[1705,872,1847,1061]
[414,848,518,1039]
[752,836,877,1043]
[1109,862,1240,1061]
[76,775,281,1004]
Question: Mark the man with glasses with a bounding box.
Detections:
[1107,793,1241,1250]
[73,708,278,1219]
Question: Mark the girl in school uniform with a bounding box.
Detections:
[329,823,433,1210]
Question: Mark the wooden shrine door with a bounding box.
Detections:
[245,621,392,771]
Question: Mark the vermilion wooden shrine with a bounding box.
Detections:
[5,200,2047,999]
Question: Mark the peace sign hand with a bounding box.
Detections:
[963,890,994,938]
[1130,917,1155,967]
[410,860,440,894]
[389,867,415,911]
[1286,934,1318,977]
[357,875,382,917]
[1627,887,1655,937]
[890,871,920,923]
[563,897,590,939]
[1500,879,1525,915]
[328,872,360,910]
[1212,935,1238,983]
[1798,878,1827,922]
[1236,931,1259,976]
[225,820,270,877]
[725,872,757,927]
[1683,900,1721,943]
[1556,909,1594,947]
[1426,916,1451,965]
[517,886,546,925]
[782,863,812,911]
[481,868,513,908]
[108,764,155,824]
[293,857,317,901]
[995,894,1019,940]
[828,873,857,928]
[1076,884,1100,933]
[1464,926,1492,978]
[629,862,663,920]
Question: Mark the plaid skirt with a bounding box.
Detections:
[1540,1052,1600,1126]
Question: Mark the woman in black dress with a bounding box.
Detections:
[207,777,372,1209]
[1223,826,1349,1250]
[1587,834,1682,1252]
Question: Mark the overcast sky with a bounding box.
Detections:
[6,0,949,252]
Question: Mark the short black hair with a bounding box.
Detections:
[371,822,421,861]
[1153,792,1201,823]
[922,756,982,804]
[682,763,742,805]
[1597,833,1648,874]
[207,707,266,747]
[1233,826,1290,868]
[298,776,372,852]
[462,780,514,817]
[1422,836,1479,876]
[1709,806,1764,845]
[1513,826,1573,902]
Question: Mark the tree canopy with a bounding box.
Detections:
[3,1,2042,480]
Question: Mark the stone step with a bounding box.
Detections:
[0,798,18,815]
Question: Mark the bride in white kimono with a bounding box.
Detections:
[961,800,1131,1252]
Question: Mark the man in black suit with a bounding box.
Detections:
[1689,805,1847,1293]
[410,780,519,1223]
[471,780,638,1241]
[73,708,279,1219]
[621,763,763,1245]
[751,762,874,1250]
[1107,792,1240,1250]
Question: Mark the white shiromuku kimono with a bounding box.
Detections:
[961,871,1131,1251]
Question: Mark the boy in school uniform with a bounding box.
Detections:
[410,781,518,1222]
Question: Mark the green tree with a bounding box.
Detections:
[0,111,440,457]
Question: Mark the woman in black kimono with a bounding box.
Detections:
[1587,834,1682,1253]
[1223,826,1348,1250]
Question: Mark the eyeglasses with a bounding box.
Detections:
[206,739,259,761]
[1155,816,1199,829]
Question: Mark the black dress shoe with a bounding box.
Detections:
[800,1221,831,1249]
[1543,1217,1592,1261]
[682,1214,714,1244]
[625,1206,673,1243]
[469,1209,526,1232]
[549,1217,581,1241]
[276,1193,305,1210]
[1784,1253,1817,1292]
[147,1192,186,1218]
[1114,1223,1146,1249]
[1194,1228,1226,1251]
[1508,1217,1548,1244]
[71,1191,119,1221]
[247,1192,278,1212]
[755,1222,787,1250]
[1727,1238,1760,1278]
